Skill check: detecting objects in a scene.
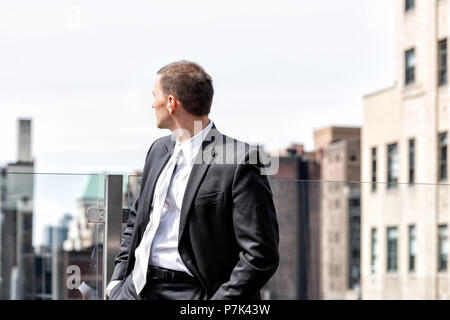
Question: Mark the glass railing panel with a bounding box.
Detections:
[0,172,104,300]
[263,179,450,300]
[10,171,443,300]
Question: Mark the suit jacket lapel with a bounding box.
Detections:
[139,139,175,235]
[178,124,220,242]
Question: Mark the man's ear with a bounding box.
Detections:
[167,95,176,114]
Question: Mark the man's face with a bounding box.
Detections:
[152,75,171,129]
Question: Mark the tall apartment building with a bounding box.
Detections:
[314,127,361,299]
[362,0,450,299]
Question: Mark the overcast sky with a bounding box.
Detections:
[0,0,396,174]
[0,0,396,245]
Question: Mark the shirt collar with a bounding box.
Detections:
[173,120,214,165]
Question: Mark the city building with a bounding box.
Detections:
[362,0,450,299]
[33,214,73,300]
[264,143,321,300]
[314,126,361,299]
[44,214,72,249]
[64,174,106,252]
[264,131,361,301]
[0,119,35,299]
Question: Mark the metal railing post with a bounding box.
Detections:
[103,175,123,300]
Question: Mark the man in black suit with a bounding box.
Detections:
[107,60,279,300]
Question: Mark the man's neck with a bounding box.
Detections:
[171,118,211,143]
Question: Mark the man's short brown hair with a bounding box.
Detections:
[157,60,214,116]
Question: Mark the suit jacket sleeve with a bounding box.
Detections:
[210,147,280,300]
[110,140,157,282]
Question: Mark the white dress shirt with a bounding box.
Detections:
[148,119,213,274]
[106,120,213,296]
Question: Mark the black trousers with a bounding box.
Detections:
[109,274,207,300]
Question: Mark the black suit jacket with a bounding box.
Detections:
[111,123,279,299]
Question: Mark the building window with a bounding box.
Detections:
[405,0,414,12]
[387,143,399,189]
[371,148,377,191]
[348,210,360,289]
[438,225,448,272]
[408,225,416,272]
[439,132,448,181]
[405,48,415,85]
[387,227,398,272]
[439,39,447,86]
[349,198,360,207]
[371,228,377,273]
[409,138,415,185]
